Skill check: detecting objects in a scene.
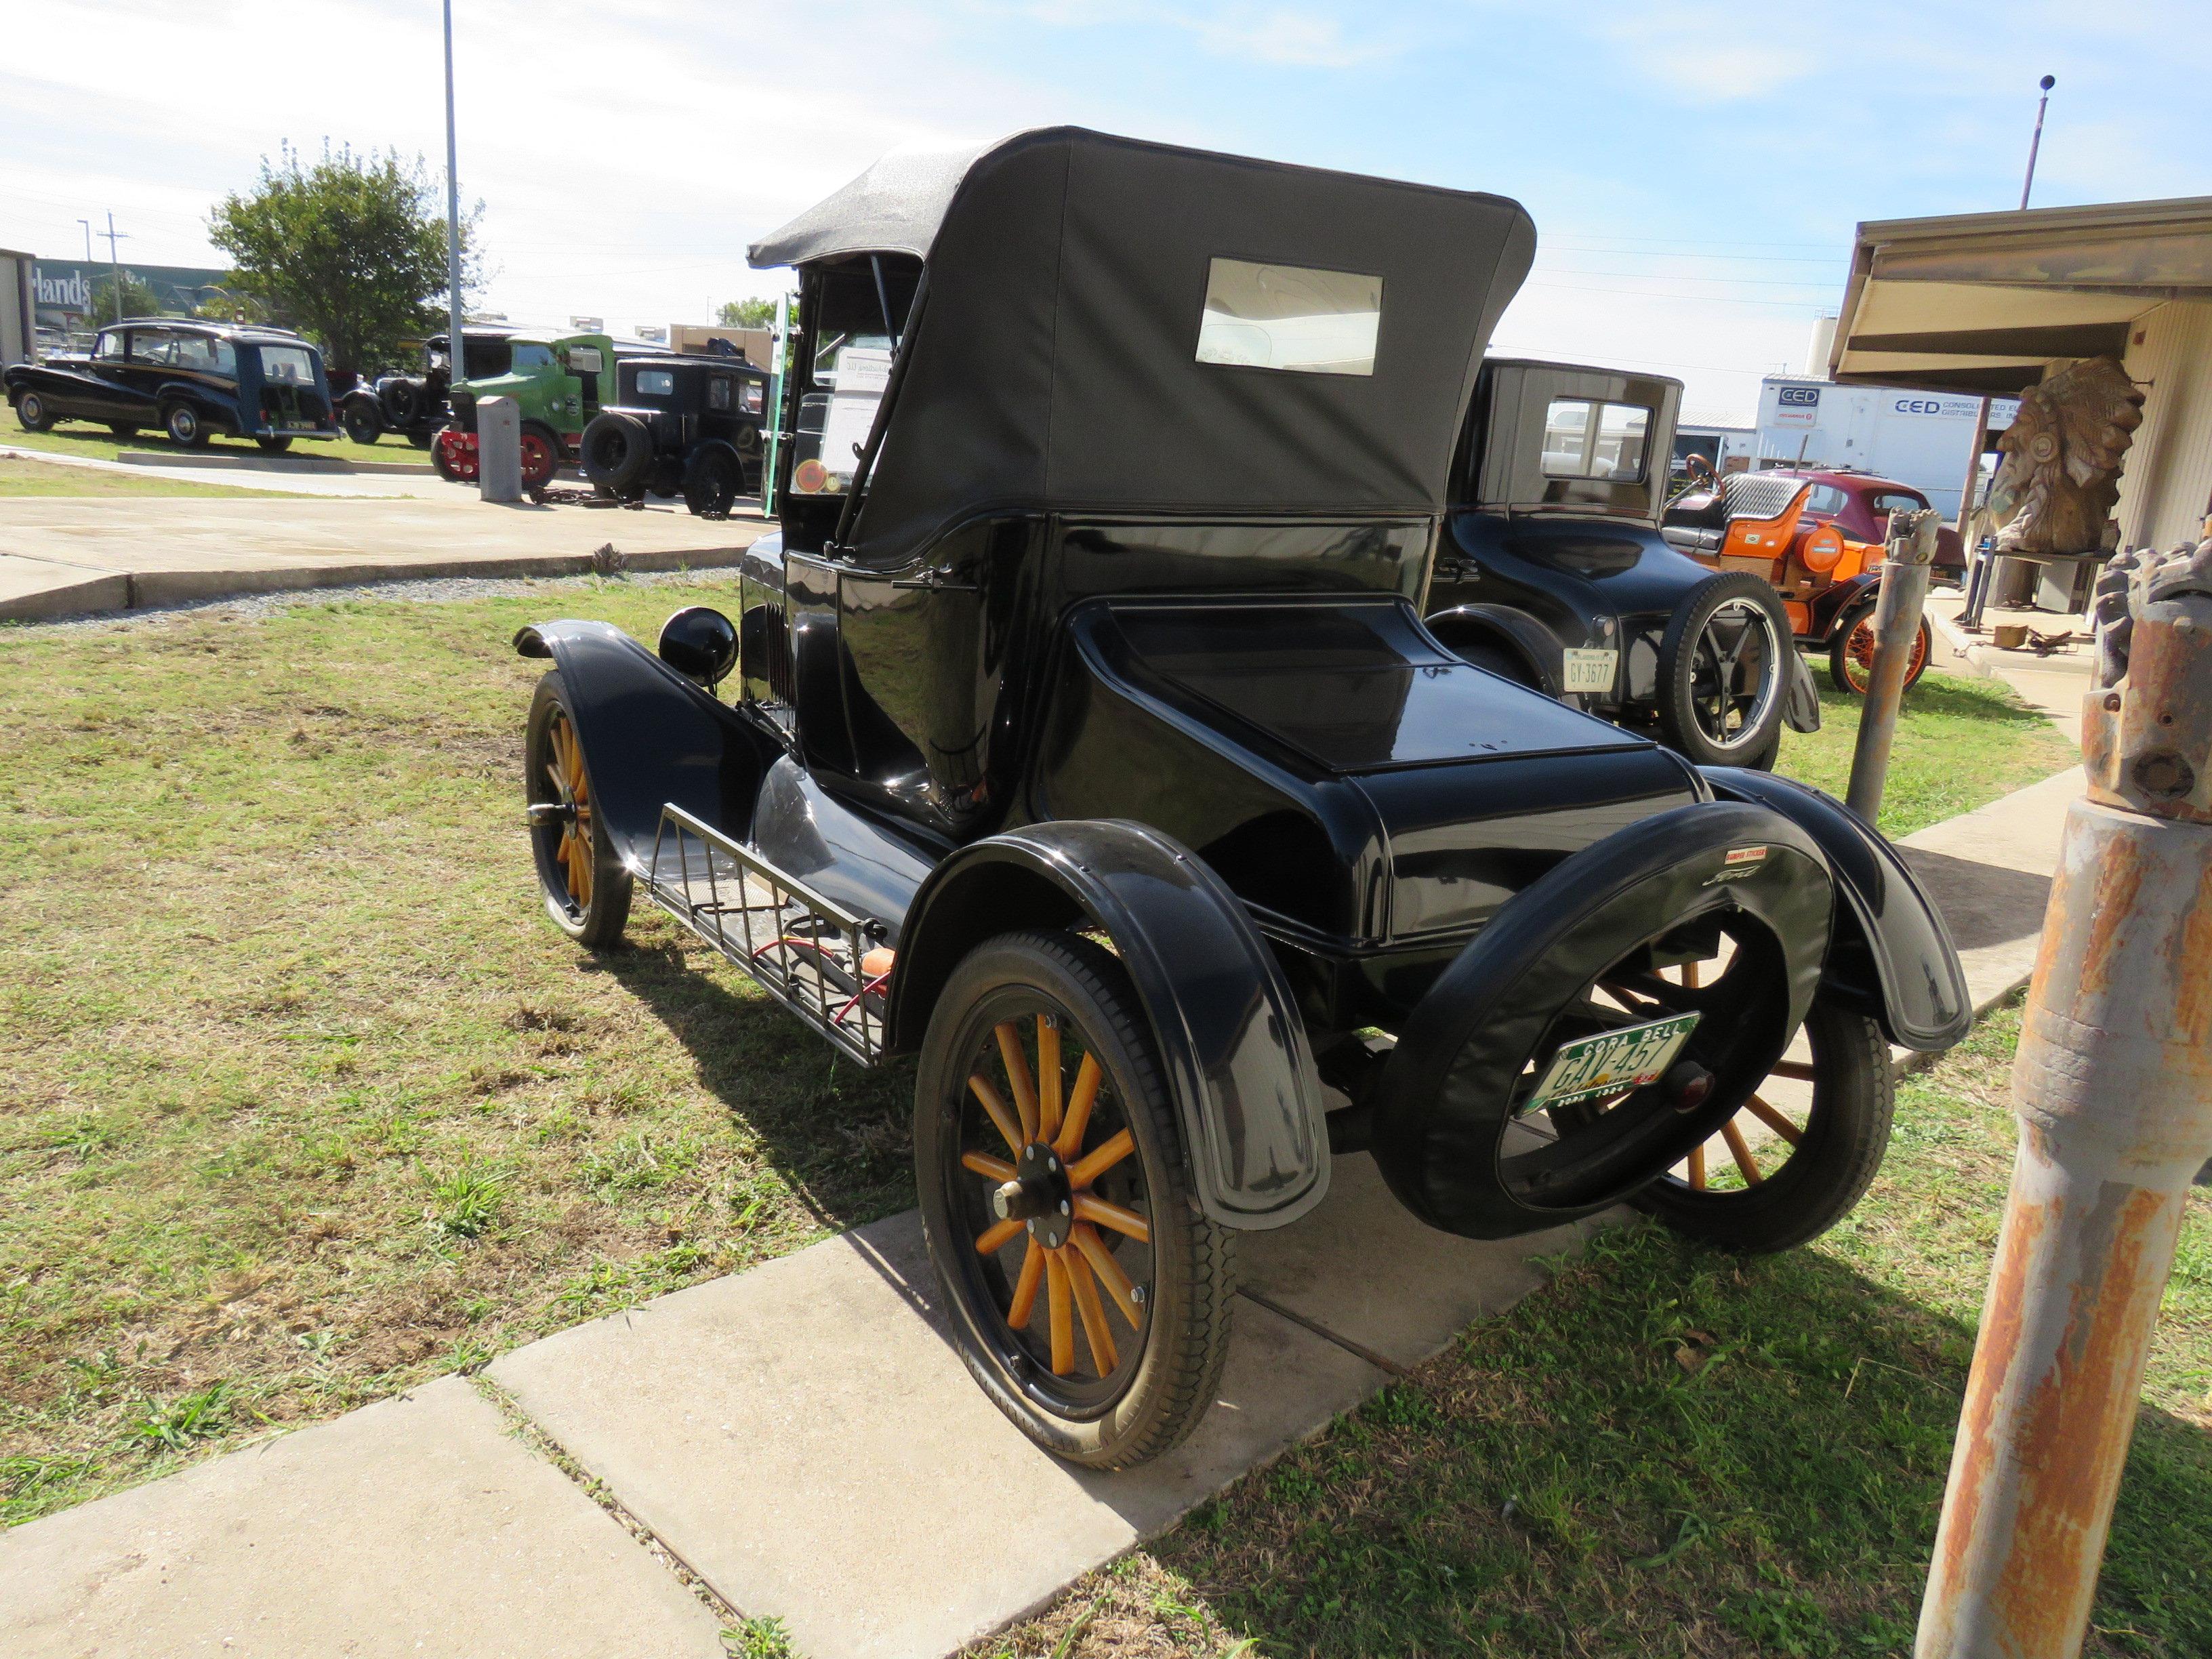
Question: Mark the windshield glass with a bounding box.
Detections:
[1868,489,1927,518]
[511,343,556,371]
[812,331,891,388]
[176,335,237,377]
[1541,398,1652,481]
[636,369,676,397]
[257,344,316,385]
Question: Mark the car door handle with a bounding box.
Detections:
[890,569,978,592]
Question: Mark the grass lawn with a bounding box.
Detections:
[4,418,426,471]
[979,1004,2212,1659]
[0,455,291,500]
[0,583,2081,1544]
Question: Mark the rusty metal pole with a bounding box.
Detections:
[1916,541,2212,1659]
[1846,508,1943,822]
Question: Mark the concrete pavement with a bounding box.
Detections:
[0,492,769,621]
[0,765,2085,1658]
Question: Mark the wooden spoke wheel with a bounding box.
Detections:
[916,930,1231,1469]
[524,672,632,947]
[1551,947,1895,1253]
[1830,607,1931,696]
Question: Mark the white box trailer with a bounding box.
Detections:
[1753,377,2018,520]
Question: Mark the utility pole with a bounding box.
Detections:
[441,0,466,379]
[100,212,129,325]
[1959,75,2055,630]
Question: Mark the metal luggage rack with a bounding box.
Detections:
[646,804,890,1066]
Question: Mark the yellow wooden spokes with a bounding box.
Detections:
[1055,1054,1103,1160]
[1075,1193,1150,1244]
[1007,1240,1045,1328]
[975,1215,1025,1256]
[960,1151,1016,1183]
[1045,1250,1075,1375]
[1687,1141,1707,1191]
[1719,1118,1763,1185]
[1036,1015,1063,1143]
[968,1074,1023,1155]
[1067,1128,1134,1191]
[995,1021,1040,1142]
[1071,1224,1141,1329]
[1742,1092,1804,1148]
[1065,1249,1117,1374]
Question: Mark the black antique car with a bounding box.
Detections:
[3,319,336,451]
[577,352,770,515]
[337,328,516,447]
[509,131,1967,1469]
[1429,361,1820,768]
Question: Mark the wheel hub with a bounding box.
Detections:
[995,1141,1076,1248]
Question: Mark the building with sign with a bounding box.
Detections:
[1,247,33,366]
[1749,376,2018,520]
[29,259,237,333]
[1830,194,2212,553]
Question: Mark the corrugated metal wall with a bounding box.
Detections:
[2116,298,2212,550]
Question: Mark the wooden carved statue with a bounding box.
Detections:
[1989,355,2145,556]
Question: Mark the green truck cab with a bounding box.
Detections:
[432,331,616,491]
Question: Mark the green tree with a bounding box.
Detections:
[717,297,777,328]
[209,142,478,384]
[80,270,163,327]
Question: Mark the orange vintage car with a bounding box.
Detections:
[1662,468,1952,693]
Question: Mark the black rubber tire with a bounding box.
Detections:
[342,403,383,445]
[405,429,433,450]
[382,380,422,428]
[525,672,632,949]
[1739,724,1783,772]
[256,435,292,455]
[1656,571,1792,767]
[1829,606,1931,696]
[16,392,56,432]
[430,426,466,483]
[1633,993,1894,1253]
[916,929,1233,1470]
[682,448,741,518]
[107,423,139,438]
[579,411,653,495]
[162,403,209,449]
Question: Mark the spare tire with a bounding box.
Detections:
[580,411,653,495]
[1370,800,1832,1240]
[380,378,422,428]
[1656,572,1793,768]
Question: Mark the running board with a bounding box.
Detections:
[646,804,890,1067]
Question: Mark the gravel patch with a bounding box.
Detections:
[7,569,727,634]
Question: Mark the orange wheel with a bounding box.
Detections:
[916,930,1230,1469]
[525,672,632,947]
[1830,608,1930,695]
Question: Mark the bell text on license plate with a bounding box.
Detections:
[1521,1012,1700,1115]
[1561,649,1617,695]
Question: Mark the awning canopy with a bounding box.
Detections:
[1830,197,2212,395]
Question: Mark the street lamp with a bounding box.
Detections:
[442,0,466,372]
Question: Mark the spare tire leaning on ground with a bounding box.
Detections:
[580,411,654,497]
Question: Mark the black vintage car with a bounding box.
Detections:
[577,353,770,516]
[509,131,1968,1469]
[337,328,516,447]
[1430,361,1820,769]
[3,319,336,451]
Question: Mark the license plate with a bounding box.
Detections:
[1521,1012,1700,1114]
[1561,648,1617,695]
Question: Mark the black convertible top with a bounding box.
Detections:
[750,129,1536,566]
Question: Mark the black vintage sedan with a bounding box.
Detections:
[1427,361,1820,768]
[3,319,337,452]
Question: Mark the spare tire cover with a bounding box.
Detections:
[1371,800,1832,1239]
[581,410,653,493]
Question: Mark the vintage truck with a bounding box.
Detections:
[431,329,618,491]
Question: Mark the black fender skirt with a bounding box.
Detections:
[514,620,777,868]
[1371,800,1832,1239]
[1701,766,1970,1050]
[888,819,1331,1231]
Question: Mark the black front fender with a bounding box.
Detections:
[514,620,775,867]
[888,819,1330,1231]
[1701,767,1969,1050]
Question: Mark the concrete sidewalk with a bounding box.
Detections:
[0,494,769,621]
[3,442,452,499]
[0,766,2084,1659]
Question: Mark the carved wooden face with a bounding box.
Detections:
[1986,356,2144,548]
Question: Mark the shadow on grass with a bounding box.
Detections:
[1155,1223,2211,1658]
[1811,672,2058,730]
[584,934,916,1233]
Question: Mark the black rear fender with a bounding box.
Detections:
[888,819,1330,1231]
[1701,766,1969,1050]
[513,620,777,868]
[1422,603,1564,696]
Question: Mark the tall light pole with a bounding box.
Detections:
[100,213,129,325]
[1957,74,2055,630]
[441,0,466,371]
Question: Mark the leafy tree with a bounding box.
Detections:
[80,270,163,327]
[209,142,478,384]
[717,297,777,328]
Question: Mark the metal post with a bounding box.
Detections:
[441,0,466,388]
[476,395,521,504]
[102,213,127,325]
[761,290,788,516]
[1916,541,2212,1659]
[1845,508,1942,821]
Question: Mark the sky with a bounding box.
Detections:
[5,1,2209,423]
